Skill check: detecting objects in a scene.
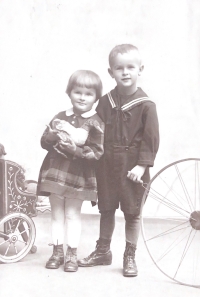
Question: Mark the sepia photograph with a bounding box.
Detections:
[0,1,200,296]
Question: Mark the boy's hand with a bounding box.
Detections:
[58,138,76,154]
[45,125,60,142]
[127,165,146,183]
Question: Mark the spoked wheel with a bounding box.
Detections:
[141,158,200,288]
[0,212,36,263]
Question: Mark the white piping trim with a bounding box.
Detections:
[107,92,116,108]
[107,93,150,111]
[121,97,150,111]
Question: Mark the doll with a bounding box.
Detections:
[47,118,103,159]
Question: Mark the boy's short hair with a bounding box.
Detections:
[109,44,140,67]
[66,70,103,100]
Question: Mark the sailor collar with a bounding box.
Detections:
[65,100,99,118]
[107,88,152,112]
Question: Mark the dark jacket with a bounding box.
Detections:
[95,87,159,214]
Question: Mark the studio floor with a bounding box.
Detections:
[0,212,199,297]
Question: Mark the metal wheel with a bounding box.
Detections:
[141,158,200,288]
[0,212,36,263]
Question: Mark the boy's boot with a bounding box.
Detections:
[45,244,64,269]
[64,246,78,272]
[78,238,112,267]
[123,242,138,277]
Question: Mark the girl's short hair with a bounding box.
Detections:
[66,70,103,100]
[109,44,139,67]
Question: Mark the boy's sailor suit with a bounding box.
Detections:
[96,87,159,214]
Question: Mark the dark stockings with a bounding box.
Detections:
[124,213,140,247]
[99,210,140,247]
[99,210,116,241]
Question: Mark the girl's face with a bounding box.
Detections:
[70,86,97,115]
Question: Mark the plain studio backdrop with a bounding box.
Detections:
[0,0,200,214]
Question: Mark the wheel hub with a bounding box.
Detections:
[8,234,18,243]
[190,211,200,230]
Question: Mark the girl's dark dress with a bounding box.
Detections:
[37,108,105,202]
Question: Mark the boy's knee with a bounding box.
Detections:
[124,213,140,222]
[99,209,116,218]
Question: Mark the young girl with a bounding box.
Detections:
[37,70,104,272]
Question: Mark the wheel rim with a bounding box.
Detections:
[141,158,200,288]
[0,212,36,263]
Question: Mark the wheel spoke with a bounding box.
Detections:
[18,227,30,237]
[156,227,191,263]
[175,164,194,211]
[195,161,200,209]
[7,220,13,233]
[192,235,200,282]
[14,219,22,233]
[159,218,188,222]
[0,238,10,246]
[173,229,197,279]
[145,220,190,242]
[4,243,11,256]
[158,175,190,212]
[147,187,192,219]
[17,239,27,245]
[141,159,200,287]
[0,213,36,263]
[0,231,9,240]
[13,243,18,255]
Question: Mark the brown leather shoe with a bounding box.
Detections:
[123,243,138,277]
[45,244,64,269]
[64,246,78,272]
[78,240,112,267]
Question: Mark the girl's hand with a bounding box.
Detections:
[82,146,95,159]
[58,138,76,154]
[127,165,146,183]
[45,125,60,142]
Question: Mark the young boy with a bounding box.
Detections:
[78,44,159,277]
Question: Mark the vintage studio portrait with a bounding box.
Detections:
[0,1,200,297]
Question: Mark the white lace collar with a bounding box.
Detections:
[65,100,99,118]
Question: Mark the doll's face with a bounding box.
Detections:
[70,86,97,115]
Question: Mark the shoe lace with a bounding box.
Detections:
[66,249,77,263]
[49,254,59,261]
[127,256,134,268]
[71,250,77,261]
[48,243,63,260]
[83,250,96,262]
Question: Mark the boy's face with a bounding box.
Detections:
[108,50,143,93]
[70,86,96,115]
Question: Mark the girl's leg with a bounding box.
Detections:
[64,198,83,272]
[49,194,65,245]
[46,194,65,269]
[64,198,83,248]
